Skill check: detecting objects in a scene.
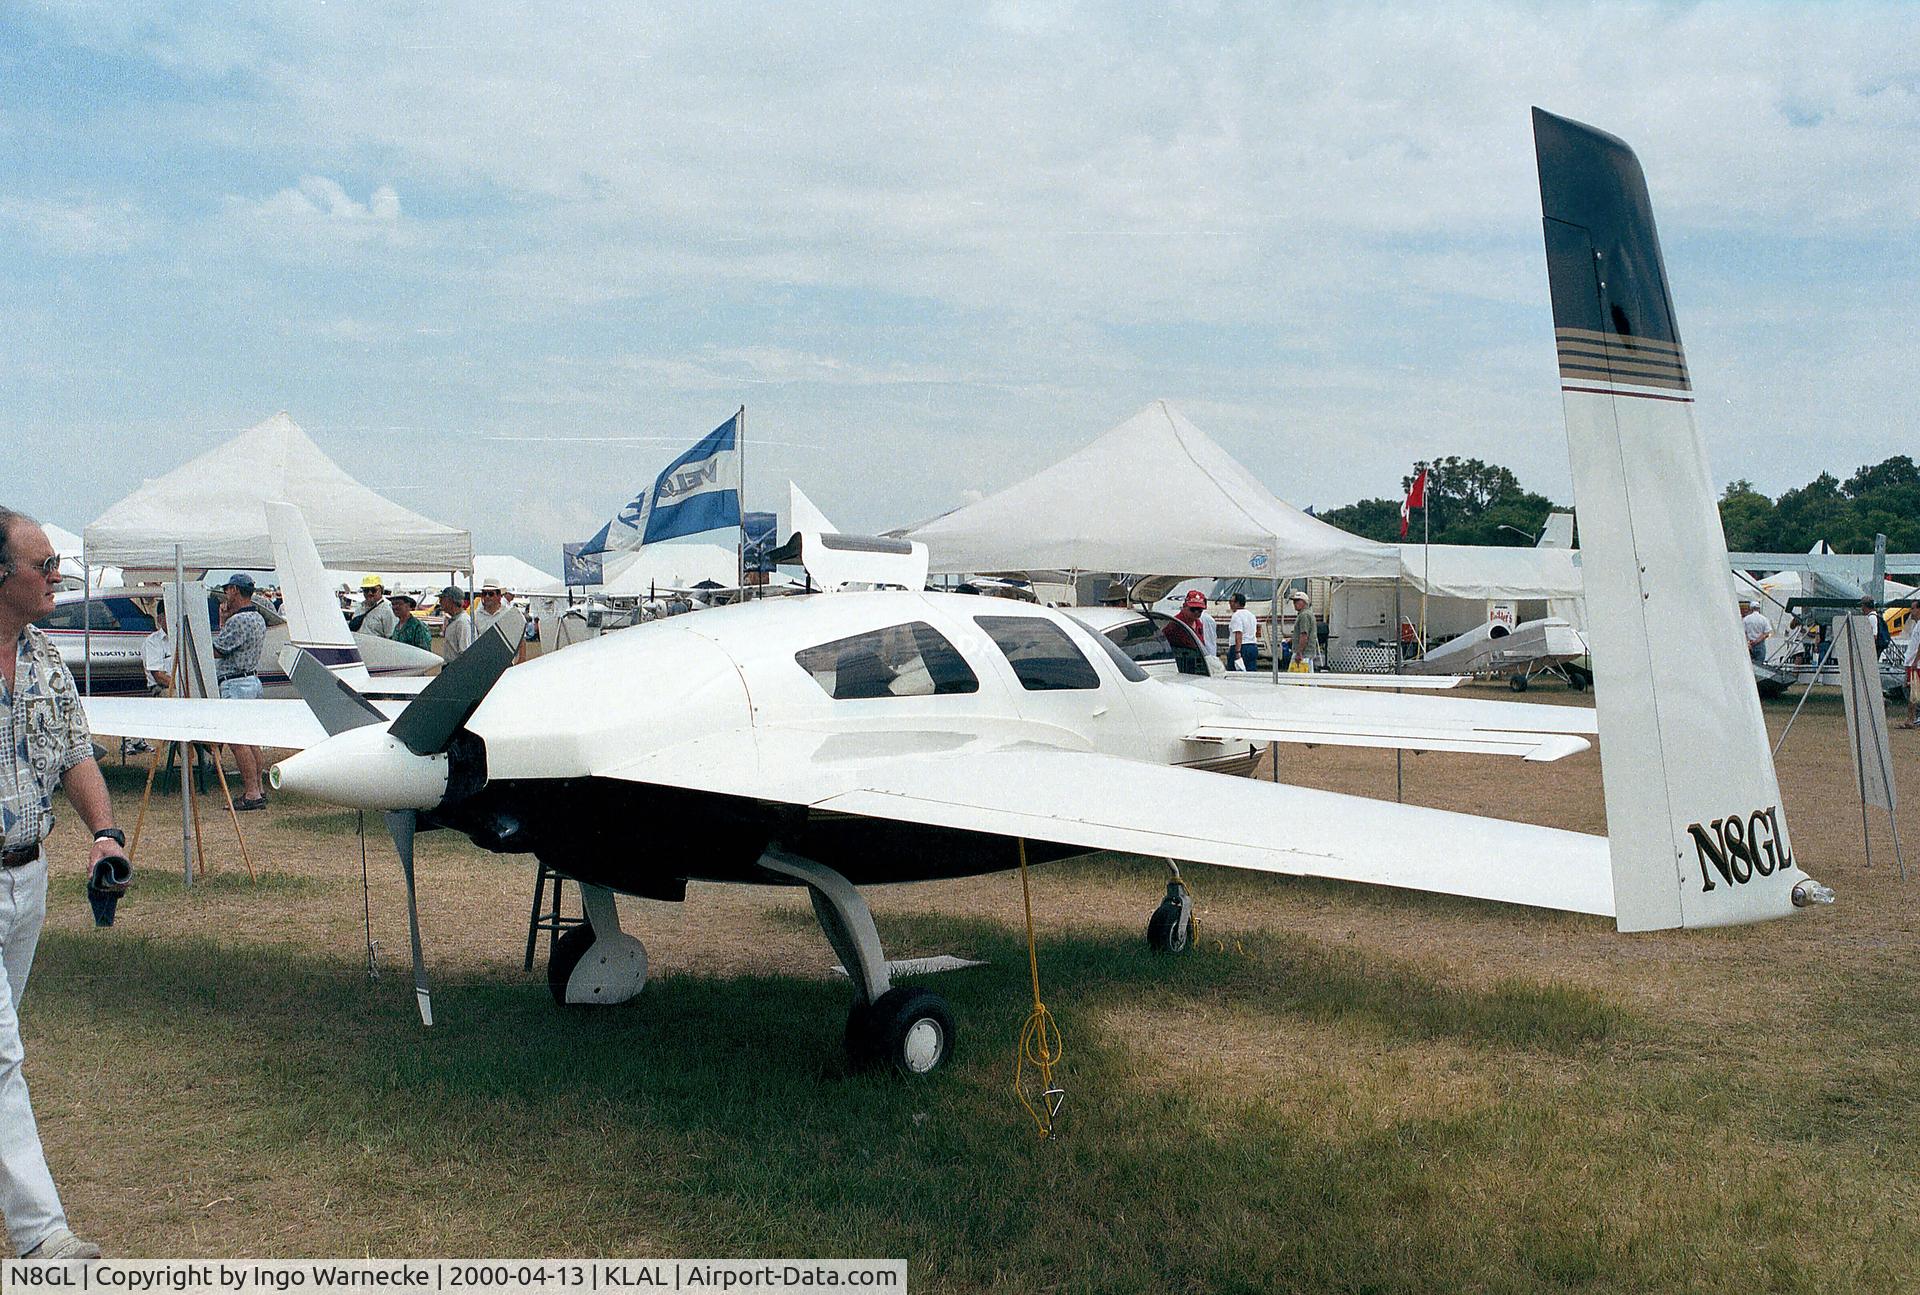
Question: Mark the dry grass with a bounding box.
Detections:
[18,684,1920,1291]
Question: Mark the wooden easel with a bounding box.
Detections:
[125,607,257,882]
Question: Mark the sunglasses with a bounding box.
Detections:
[15,554,60,579]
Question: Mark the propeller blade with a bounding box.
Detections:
[383,809,434,1027]
[387,626,517,757]
[289,650,387,737]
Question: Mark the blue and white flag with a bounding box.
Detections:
[580,412,743,556]
[561,542,604,587]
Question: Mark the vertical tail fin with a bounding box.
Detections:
[1533,108,1823,930]
[264,500,373,688]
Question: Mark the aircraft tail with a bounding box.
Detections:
[1533,108,1829,931]
[264,500,374,689]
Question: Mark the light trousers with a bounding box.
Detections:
[0,854,67,1256]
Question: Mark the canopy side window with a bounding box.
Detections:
[795,621,979,700]
[974,615,1101,691]
[1080,622,1150,682]
[1105,615,1175,666]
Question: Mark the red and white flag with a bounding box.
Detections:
[1400,468,1427,538]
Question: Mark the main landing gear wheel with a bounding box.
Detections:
[1509,673,1530,692]
[756,847,957,1078]
[546,925,595,1004]
[847,987,956,1076]
[546,885,649,1007]
[1147,877,1194,954]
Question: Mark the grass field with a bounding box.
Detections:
[22,686,1920,1291]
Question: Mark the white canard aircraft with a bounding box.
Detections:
[1401,616,1590,691]
[84,109,1831,1075]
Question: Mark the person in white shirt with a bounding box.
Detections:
[436,586,475,659]
[1740,600,1772,665]
[1226,593,1259,672]
[140,603,174,695]
[471,583,528,660]
[1901,617,1920,730]
[349,576,397,640]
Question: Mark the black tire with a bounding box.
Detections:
[546,924,595,1006]
[847,987,955,1076]
[1566,669,1588,692]
[1509,674,1529,692]
[1756,678,1787,700]
[1146,898,1193,954]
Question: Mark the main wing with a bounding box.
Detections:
[605,730,1613,917]
[1187,678,1597,761]
[84,696,407,750]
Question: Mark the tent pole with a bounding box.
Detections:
[1269,544,1280,683]
[176,544,195,889]
[81,549,93,695]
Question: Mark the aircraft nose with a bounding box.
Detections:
[270,724,450,811]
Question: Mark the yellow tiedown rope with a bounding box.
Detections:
[1013,839,1064,1139]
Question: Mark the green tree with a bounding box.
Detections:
[1718,480,1774,552]
[1322,457,1560,545]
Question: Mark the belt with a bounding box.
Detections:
[2,844,41,869]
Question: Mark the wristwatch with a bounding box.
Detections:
[93,827,127,848]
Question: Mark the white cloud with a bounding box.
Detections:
[0,196,146,255]
[228,176,401,225]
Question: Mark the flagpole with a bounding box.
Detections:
[736,405,747,595]
[1421,486,1430,649]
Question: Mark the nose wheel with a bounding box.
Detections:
[1147,866,1194,954]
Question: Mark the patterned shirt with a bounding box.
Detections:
[391,616,432,652]
[212,605,267,680]
[3,626,94,853]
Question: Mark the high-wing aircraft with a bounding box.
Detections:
[84,109,1833,1077]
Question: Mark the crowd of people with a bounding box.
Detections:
[346,576,530,664]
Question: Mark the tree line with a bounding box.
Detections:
[1319,455,1920,554]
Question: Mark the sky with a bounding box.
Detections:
[4,1,1917,569]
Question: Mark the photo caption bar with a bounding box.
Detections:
[4,1261,905,1295]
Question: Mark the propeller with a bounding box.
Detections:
[284,628,519,1027]
[383,809,434,1026]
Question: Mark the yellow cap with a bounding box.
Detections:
[360,574,386,589]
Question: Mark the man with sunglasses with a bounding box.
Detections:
[0,507,118,1260]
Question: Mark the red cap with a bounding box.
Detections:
[1183,590,1208,608]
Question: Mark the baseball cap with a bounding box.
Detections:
[224,573,256,594]
[1183,590,1207,608]
[361,574,385,590]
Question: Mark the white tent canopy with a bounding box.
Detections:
[83,412,473,572]
[43,522,83,559]
[907,401,1399,580]
[1396,545,1582,600]
[41,522,124,589]
[472,554,557,592]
